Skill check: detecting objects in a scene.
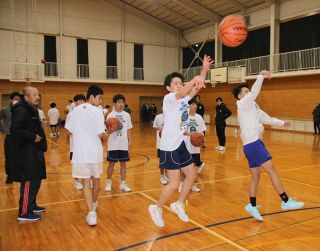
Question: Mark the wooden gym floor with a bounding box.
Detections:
[0,123,319,251]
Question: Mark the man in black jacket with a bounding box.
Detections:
[195,95,205,117]
[312,104,320,135]
[215,97,232,151]
[10,86,47,221]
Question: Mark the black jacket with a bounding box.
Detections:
[9,101,47,181]
[312,106,320,122]
[196,102,205,117]
[215,103,232,126]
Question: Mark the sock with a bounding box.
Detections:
[121,180,126,184]
[250,197,256,207]
[280,192,289,202]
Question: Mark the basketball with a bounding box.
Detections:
[105,117,121,132]
[190,132,205,147]
[218,15,248,47]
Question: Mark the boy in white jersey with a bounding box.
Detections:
[232,70,304,222]
[105,94,133,192]
[148,55,213,227]
[152,105,169,185]
[184,98,206,192]
[48,102,60,137]
[66,94,86,190]
[65,86,105,226]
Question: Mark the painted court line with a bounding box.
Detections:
[139,192,248,251]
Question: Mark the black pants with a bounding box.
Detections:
[4,135,11,178]
[191,154,203,167]
[314,121,320,134]
[19,179,42,215]
[216,125,226,147]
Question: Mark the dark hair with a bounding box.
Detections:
[69,100,73,103]
[232,83,249,100]
[50,102,56,108]
[188,98,197,105]
[105,105,110,109]
[125,104,128,108]
[86,85,103,100]
[195,95,200,99]
[73,94,86,102]
[216,97,223,102]
[10,92,21,100]
[113,94,125,103]
[164,72,184,87]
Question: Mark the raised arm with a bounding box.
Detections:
[176,55,214,100]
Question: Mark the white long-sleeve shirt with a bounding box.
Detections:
[237,75,284,145]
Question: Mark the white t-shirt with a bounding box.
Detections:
[186,113,207,154]
[48,107,60,125]
[38,109,45,121]
[160,93,191,151]
[65,103,105,164]
[65,112,74,152]
[153,113,164,149]
[107,110,133,151]
[237,75,284,145]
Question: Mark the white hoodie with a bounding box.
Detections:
[237,75,284,145]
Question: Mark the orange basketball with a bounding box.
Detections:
[218,15,248,47]
[190,132,205,147]
[105,117,121,132]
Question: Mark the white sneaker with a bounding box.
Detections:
[164,175,169,183]
[148,204,164,227]
[74,181,83,190]
[160,175,168,185]
[86,211,97,226]
[245,204,263,221]
[214,146,221,150]
[178,182,182,193]
[191,184,200,192]
[281,198,304,210]
[218,146,225,151]
[93,202,98,212]
[170,201,189,222]
[120,182,132,192]
[197,162,205,173]
[105,180,112,192]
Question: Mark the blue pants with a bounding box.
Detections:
[19,179,42,215]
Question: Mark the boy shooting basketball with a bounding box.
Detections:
[232,70,304,221]
[148,55,213,227]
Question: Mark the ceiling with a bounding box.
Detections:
[109,0,275,31]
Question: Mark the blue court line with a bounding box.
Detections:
[114,206,320,251]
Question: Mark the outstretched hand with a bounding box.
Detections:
[194,75,206,90]
[202,55,214,72]
[260,70,271,80]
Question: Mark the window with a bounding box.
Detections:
[134,44,144,80]
[77,39,89,78]
[182,41,215,69]
[107,42,118,79]
[44,35,58,76]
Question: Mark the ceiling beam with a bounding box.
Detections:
[149,0,198,27]
[107,0,180,32]
[173,0,221,22]
[227,0,246,11]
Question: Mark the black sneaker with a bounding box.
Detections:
[17,213,41,222]
[33,205,45,213]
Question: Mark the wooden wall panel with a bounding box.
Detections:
[1,74,320,122]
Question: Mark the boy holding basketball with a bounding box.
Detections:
[148,55,213,227]
[105,94,133,192]
[65,86,105,226]
[232,70,304,221]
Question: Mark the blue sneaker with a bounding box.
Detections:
[17,213,41,222]
[33,205,45,213]
[245,204,263,221]
[281,198,304,210]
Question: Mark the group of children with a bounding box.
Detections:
[63,54,303,227]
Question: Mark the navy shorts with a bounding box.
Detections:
[107,150,130,162]
[243,139,272,168]
[70,152,73,161]
[159,141,193,170]
[157,149,160,158]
